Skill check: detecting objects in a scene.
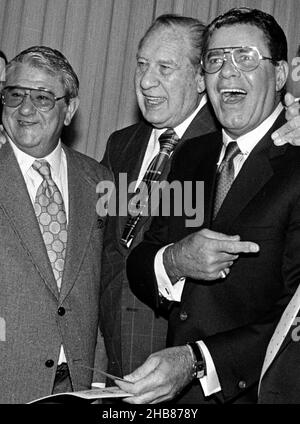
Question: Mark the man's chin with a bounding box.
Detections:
[142,109,168,126]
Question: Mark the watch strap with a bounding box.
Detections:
[187,341,206,379]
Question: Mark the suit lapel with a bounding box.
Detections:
[59,146,98,303]
[212,112,287,231]
[262,318,295,383]
[116,122,152,243]
[130,104,219,242]
[212,146,273,230]
[183,101,219,140]
[0,143,59,298]
[122,122,153,184]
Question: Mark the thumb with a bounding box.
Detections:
[123,360,154,383]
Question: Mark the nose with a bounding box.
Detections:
[219,54,241,79]
[17,93,36,115]
[139,66,160,90]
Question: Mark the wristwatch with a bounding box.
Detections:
[187,341,206,379]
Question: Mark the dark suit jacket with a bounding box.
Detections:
[0,142,111,403]
[127,111,300,403]
[259,311,300,403]
[100,101,218,378]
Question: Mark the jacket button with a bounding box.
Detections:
[58,307,65,316]
[45,359,54,368]
[238,380,246,389]
[97,217,104,228]
[179,311,188,321]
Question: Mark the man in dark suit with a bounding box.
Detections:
[117,8,300,404]
[0,46,110,403]
[99,14,220,379]
[99,13,300,383]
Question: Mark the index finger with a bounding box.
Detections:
[218,240,259,254]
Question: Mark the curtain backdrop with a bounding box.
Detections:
[0,0,299,160]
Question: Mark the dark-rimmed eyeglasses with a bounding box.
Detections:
[201,46,274,74]
[1,86,67,111]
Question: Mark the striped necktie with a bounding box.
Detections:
[213,141,241,219]
[120,128,179,247]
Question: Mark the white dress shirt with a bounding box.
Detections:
[121,95,208,248]
[154,102,284,396]
[9,139,68,365]
[135,94,208,189]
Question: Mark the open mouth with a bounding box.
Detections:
[220,88,247,103]
[144,96,166,107]
[17,120,37,126]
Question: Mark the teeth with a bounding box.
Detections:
[18,121,35,126]
[145,96,165,105]
[220,88,247,94]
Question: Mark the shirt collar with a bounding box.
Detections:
[8,138,63,178]
[222,102,284,155]
[154,93,208,140]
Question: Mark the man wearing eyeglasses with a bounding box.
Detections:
[117,8,300,404]
[0,46,111,403]
[97,13,300,392]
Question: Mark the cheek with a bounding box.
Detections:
[2,112,15,131]
[134,74,143,96]
[135,88,145,108]
[167,83,187,108]
[205,75,216,94]
[248,73,276,105]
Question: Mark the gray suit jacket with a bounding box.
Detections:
[0,142,111,403]
[100,102,218,378]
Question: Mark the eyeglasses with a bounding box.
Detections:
[201,46,274,74]
[1,86,67,111]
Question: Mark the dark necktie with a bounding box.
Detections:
[120,128,180,246]
[213,141,241,219]
[32,160,67,290]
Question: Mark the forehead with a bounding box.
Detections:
[6,63,64,92]
[138,26,192,64]
[208,24,269,53]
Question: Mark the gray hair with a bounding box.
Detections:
[6,46,79,101]
[138,14,206,69]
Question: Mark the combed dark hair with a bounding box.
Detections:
[202,7,288,63]
[6,46,79,100]
[138,14,206,69]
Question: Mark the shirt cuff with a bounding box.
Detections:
[91,382,106,388]
[154,244,185,302]
[197,341,221,396]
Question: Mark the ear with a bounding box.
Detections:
[195,71,206,94]
[275,60,289,92]
[64,97,80,126]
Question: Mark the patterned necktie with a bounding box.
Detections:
[213,141,241,219]
[121,128,180,246]
[259,284,300,391]
[32,160,67,290]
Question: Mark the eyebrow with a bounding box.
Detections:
[11,84,53,91]
[136,55,179,67]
